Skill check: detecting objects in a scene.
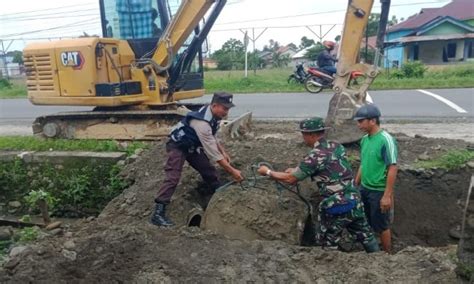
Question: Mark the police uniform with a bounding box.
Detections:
[151,92,235,226]
[292,117,379,252]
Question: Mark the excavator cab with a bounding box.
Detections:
[99,0,206,95]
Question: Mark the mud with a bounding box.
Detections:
[1,121,473,283]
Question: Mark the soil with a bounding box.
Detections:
[1,121,473,283]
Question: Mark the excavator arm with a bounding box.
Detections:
[326,0,390,143]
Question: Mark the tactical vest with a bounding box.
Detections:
[169,105,220,151]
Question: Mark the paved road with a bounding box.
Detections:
[0,88,472,126]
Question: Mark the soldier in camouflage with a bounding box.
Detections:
[258,117,380,253]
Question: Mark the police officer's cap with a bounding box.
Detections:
[353,104,381,120]
[298,117,330,133]
[212,92,235,108]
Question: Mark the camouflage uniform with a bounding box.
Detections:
[293,122,377,250]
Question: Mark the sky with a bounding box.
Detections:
[0,0,452,53]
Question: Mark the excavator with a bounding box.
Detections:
[24,0,388,143]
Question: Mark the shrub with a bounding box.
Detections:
[401,61,427,78]
[0,78,12,89]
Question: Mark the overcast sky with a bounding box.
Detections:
[0,0,451,53]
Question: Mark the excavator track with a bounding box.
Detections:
[32,104,203,140]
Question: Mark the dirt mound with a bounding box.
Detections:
[1,121,472,282]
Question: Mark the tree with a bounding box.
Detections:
[211,38,245,70]
[263,39,280,52]
[334,35,341,43]
[299,36,316,50]
[272,53,291,68]
[247,50,265,69]
[305,43,325,62]
[366,13,381,37]
[8,50,23,64]
[367,13,402,36]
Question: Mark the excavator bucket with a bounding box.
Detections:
[220,112,252,139]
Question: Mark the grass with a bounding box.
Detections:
[0,136,148,156]
[0,78,27,98]
[415,150,474,170]
[204,64,474,93]
[1,64,472,98]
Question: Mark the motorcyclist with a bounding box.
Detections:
[317,41,337,76]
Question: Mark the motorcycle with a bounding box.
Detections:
[304,68,365,94]
[287,63,309,84]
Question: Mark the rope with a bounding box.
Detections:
[214,162,313,217]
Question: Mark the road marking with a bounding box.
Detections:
[366,92,374,103]
[417,89,467,113]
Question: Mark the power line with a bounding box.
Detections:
[213,24,343,32]
[215,0,449,26]
[0,18,99,38]
[0,2,96,17]
[1,13,99,22]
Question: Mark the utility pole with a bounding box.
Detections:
[240,28,267,75]
[306,24,337,43]
[1,40,9,80]
[376,0,391,67]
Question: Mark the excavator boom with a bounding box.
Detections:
[326,0,390,143]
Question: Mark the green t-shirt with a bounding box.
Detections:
[360,129,398,191]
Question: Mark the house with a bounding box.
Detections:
[384,0,474,67]
[258,44,298,67]
[203,57,217,69]
[291,46,315,66]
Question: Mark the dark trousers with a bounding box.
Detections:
[155,141,220,204]
[321,66,337,76]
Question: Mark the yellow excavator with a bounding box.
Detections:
[24,0,389,143]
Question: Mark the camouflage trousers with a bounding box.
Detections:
[316,199,376,247]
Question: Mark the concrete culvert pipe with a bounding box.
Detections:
[187,208,203,227]
[202,181,309,245]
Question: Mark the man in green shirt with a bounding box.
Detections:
[354,104,398,253]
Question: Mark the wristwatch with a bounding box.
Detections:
[266,169,272,177]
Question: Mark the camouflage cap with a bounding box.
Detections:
[298,117,330,132]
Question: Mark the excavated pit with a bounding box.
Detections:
[0,121,472,282]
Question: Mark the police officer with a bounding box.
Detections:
[151,92,244,227]
[257,117,379,252]
[354,104,398,253]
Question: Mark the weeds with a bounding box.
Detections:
[17,227,40,243]
[0,136,147,156]
[415,150,474,170]
[0,159,130,216]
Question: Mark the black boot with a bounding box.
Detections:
[150,203,174,227]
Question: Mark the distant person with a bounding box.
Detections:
[257,117,380,253]
[105,20,113,37]
[353,104,398,253]
[151,92,244,227]
[151,8,162,37]
[317,40,337,76]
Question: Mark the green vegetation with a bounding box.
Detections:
[415,150,474,170]
[0,158,129,216]
[0,78,27,98]
[205,64,474,93]
[0,240,12,259]
[0,136,147,156]
[17,227,40,243]
[1,63,473,98]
